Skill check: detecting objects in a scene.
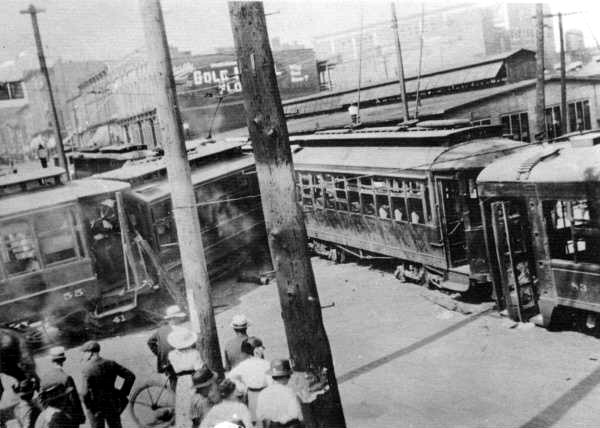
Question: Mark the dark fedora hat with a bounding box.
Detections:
[39,381,73,404]
[192,366,217,389]
[266,358,292,378]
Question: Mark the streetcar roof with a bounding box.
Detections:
[293,137,525,175]
[478,138,600,184]
[127,154,255,203]
[0,179,130,218]
[289,125,502,147]
[95,140,244,182]
[0,166,65,189]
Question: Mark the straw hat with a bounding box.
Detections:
[167,327,197,350]
[266,358,292,377]
[164,305,187,320]
[231,314,249,329]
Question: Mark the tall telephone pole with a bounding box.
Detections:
[20,4,69,179]
[391,2,410,122]
[229,3,346,427]
[139,0,223,375]
[535,3,546,141]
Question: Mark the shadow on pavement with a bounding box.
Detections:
[338,308,492,384]
[519,364,600,428]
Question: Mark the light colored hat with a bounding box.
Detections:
[266,358,292,377]
[49,346,66,361]
[231,314,249,329]
[164,305,187,320]
[167,327,197,350]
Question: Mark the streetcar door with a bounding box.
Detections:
[437,178,467,267]
[490,200,538,322]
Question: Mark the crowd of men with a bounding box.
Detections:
[3,305,304,428]
[9,341,135,428]
[147,306,304,428]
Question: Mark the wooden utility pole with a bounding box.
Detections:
[535,3,546,140]
[229,3,346,427]
[391,2,410,122]
[557,13,567,136]
[20,4,70,179]
[139,0,223,374]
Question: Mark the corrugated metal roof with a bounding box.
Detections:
[0,179,130,218]
[127,154,256,203]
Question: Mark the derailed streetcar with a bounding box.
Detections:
[477,132,600,329]
[291,124,527,293]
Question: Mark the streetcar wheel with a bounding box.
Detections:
[129,380,175,428]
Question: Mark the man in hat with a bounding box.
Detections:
[35,381,78,428]
[12,378,41,428]
[228,337,270,424]
[38,346,85,427]
[190,366,221,428]
[256,359,303,428]
[223,314,250,371]
[80,341,135,428]
[147,305,187,390]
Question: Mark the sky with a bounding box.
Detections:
[1,0,600,67]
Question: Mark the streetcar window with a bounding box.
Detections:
[373,176,387,189]
[0,220,40,276]
[391,197,407,222]
[324,189,335,209]
[334,176,345,190]
[361,194,375,216]
[34,208,77,265]
[314,187,324,208]
[347,176,358,190]
[335,190,348,211]
[360,177,372,188]
[376,195,390,219]
[390,178,403,193]
[407,198,424,224]
[544,199,600,264]
[348,191,360,213]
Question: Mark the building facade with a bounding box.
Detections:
[313,2,555,92]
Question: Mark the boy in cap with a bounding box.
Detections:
[256,359,303,428]
[227,337,270,424]
[39,346,85,427]
[12,378,41,428]
[147,304,187,390]
[80,341,135,428]
[223,314,250,371]
[190,366,221,428]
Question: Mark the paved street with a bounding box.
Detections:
[7,257,600,428]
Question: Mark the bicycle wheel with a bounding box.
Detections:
[129,379,175,428]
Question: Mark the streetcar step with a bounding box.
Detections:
[439,280,469,292]
[93,303,137,319]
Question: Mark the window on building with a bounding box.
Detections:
[545,105,562,140]
[568,100,591,132]
[543,199,599,264]
[500,111,530,142]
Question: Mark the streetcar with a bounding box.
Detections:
[0,166,137,342]
[290,124,527,292]
[71,143,151,178]
[95,139,267,282]
[477,132,600,328]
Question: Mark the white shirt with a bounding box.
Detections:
[228,357,271,390]
[168,348,203,374]
[256,382,303,424]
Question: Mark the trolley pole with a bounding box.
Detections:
[139,0,223,375]
[391,2,410,122]
[558,13,567,136]
[229,3,346,427]
[535,3,546,141]
[20,4,70,179]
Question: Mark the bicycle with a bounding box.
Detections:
[129,376,175,428]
